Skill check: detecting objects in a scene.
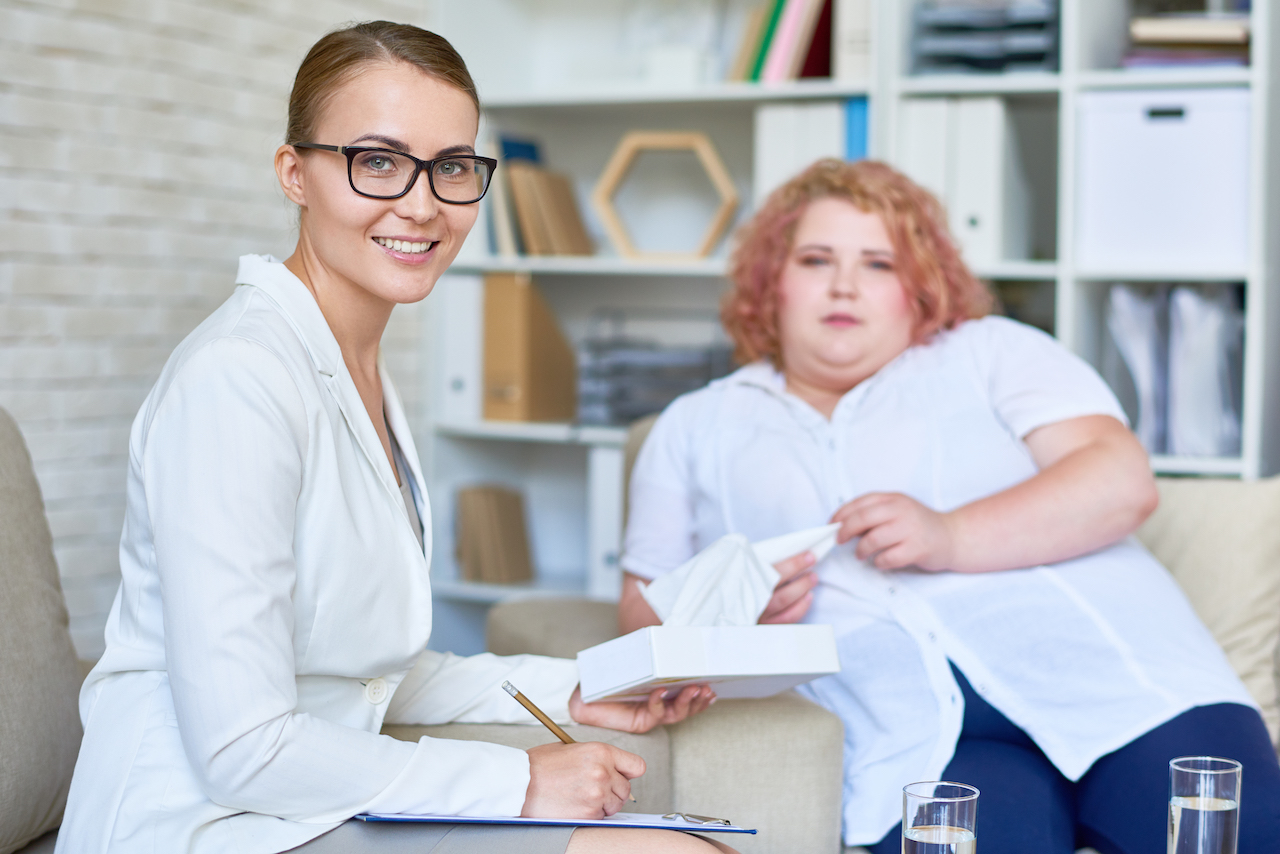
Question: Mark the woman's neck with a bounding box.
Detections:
[284,239,393,380]
[783,370,852,420]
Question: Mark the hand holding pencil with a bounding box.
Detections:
[504,680,716,818]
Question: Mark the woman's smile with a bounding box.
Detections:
[372,234,441,264]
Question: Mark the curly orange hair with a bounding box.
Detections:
[722,159,993,366]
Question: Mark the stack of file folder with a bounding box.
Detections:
[577,338,733,426]
[911,0,1058,74]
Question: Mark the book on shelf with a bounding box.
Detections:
[727,5,770,81]
[484,137,519,257]
[482,272,578,423]
[833,0,871,82]
[761,0,825,82]
[749,0,789,81]
[501,158,593,257]
[1130,13,1250,46]
[1125,13,1250,68]
[731,0,837,83]
[455,485,534,584]
[797,0,834,79]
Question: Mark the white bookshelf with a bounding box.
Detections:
[881,0,1278,481]
[421,0,1280,654]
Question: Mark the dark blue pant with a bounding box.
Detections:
[868,665,1280,854]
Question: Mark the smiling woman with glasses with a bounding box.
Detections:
[54,21,729,854]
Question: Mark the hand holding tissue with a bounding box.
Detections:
[578,525,842,703]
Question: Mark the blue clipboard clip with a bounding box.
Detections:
[662,812,732,826]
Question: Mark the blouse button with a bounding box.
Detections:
[364,677,389,705]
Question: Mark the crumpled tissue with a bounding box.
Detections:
[639,523,841,627]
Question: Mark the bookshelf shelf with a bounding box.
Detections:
[1150,455,1247,477]
[450,255,727,278]
[897,72,1061,96]
[1073,269,1250,283]
[482,79,873,110]
[434,419,629,448]
[973,261,1059,280]
[1076,67,1253,91]
[431,576,591,604]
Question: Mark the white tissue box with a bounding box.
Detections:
[577,625,841,704]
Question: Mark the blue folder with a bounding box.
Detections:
[355,811,756,834]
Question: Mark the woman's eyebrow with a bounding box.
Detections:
[350,133,410,151]
[435,144,476,157]
[862,248,895,258]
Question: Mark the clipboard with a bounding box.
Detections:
[355,811,756,834]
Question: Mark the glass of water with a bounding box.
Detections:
[1169,756,1241,854]
[902,781,978,854]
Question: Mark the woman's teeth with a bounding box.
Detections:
[374,237,435,254]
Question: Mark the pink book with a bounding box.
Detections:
[760,0,812,83]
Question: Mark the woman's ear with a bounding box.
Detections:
[275,145,307,207]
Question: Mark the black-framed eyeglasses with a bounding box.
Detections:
[294,143,497,204]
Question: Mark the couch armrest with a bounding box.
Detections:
[486,597,620,658]
[667,691,844,854]
[380,721,672,814]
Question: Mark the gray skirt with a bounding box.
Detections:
[287,819,576,853]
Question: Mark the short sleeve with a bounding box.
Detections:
[976,317,1128,439]
[620,397,700,580]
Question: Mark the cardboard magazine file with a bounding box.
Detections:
[577,624,840,703]
[455,485,534,584]
[482,273,578,422]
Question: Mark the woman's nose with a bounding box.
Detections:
[396,171,442,223]
[829,266,858,297]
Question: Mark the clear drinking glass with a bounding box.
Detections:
[1169,756,1241,854]
[902,781,978,854]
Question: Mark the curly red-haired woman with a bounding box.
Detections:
[619,159,1280,854]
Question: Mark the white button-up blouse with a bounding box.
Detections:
[56,256,579,854]
[622,316,1254,846]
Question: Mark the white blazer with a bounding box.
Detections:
[56,255,579,854]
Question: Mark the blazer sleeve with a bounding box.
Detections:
[146,337,531,822]
[387,650,580,727]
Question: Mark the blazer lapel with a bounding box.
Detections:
[236,255,402,501]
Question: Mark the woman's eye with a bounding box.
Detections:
[435,159,472,179]
[360,154,396,172]
[798,255,829,267]
[866,258,894,271]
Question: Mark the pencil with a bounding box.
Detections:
[501,680,637,802]
[502,680,576,743]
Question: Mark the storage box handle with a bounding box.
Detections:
[1147,106,1186,121]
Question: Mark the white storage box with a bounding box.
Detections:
[577,624,841,703]
[1075,88,1250,273]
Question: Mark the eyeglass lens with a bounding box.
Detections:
[350,150,491,202]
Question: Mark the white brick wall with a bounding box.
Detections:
[1,0,433,657]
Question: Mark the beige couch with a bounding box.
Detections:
[4,396,1279,854]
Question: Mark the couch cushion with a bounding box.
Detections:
[1136,476,1280,743]
[0,408,85,854]
[487,597,620,659]
[381,722,671,813]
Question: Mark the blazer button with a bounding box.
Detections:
[364,677,389,705]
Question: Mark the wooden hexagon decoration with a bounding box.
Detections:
[592,131,739,260]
